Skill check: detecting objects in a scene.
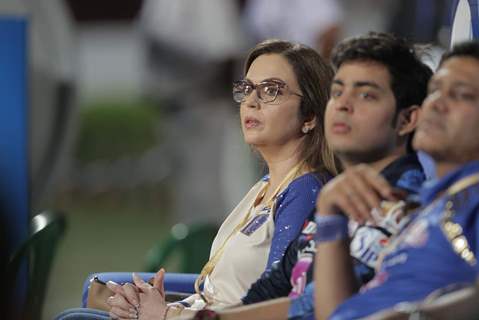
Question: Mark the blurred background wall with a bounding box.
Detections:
[0,0,458,318]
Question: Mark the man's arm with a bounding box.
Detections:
[314,165,397,320]
[314,233,358,319]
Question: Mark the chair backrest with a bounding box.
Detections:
[7,211,67,320]
[145,223,218,274]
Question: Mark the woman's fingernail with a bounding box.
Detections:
[130,312,138,319]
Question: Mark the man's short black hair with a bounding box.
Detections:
[331,32,432,115]
[440,40,479,65]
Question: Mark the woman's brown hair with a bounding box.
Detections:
[244,39,339,179]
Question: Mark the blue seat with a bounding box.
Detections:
[82,272,199,307]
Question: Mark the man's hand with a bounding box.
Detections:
[317,164,402,224]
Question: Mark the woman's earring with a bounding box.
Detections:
[302,126,310,134]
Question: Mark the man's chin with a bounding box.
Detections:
[334,148,391,165]
[414,145,446,163]
[413,129,444,150]
[329,142,359,154]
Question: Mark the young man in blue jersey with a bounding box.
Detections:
[314,40,479,320]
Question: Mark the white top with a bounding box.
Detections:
[173,178,274,314]
[203,179,273,306]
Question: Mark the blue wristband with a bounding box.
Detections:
[314,214,349,243]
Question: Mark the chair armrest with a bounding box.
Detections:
[82,272,199,307]
[217,297,290,320]
[364,283,479,320]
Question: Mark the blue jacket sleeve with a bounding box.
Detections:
[265,173,325,269]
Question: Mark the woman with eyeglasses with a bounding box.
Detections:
[55,39,337,320]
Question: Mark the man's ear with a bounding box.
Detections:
[396,105,420,137]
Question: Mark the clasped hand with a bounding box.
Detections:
[106,269,168,320]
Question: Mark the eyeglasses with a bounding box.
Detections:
[232,79,302,105]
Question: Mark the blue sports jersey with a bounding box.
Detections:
[287,154,425,319]
[331,160,479,320]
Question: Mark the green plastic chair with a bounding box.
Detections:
[7,210,66,320]
[144,222,218,274]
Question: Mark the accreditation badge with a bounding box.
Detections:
[241,209,270,236]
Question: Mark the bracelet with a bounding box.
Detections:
[314,214,349,243]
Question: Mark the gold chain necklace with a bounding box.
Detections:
[377,173,479,269]
[440,173,479,266]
